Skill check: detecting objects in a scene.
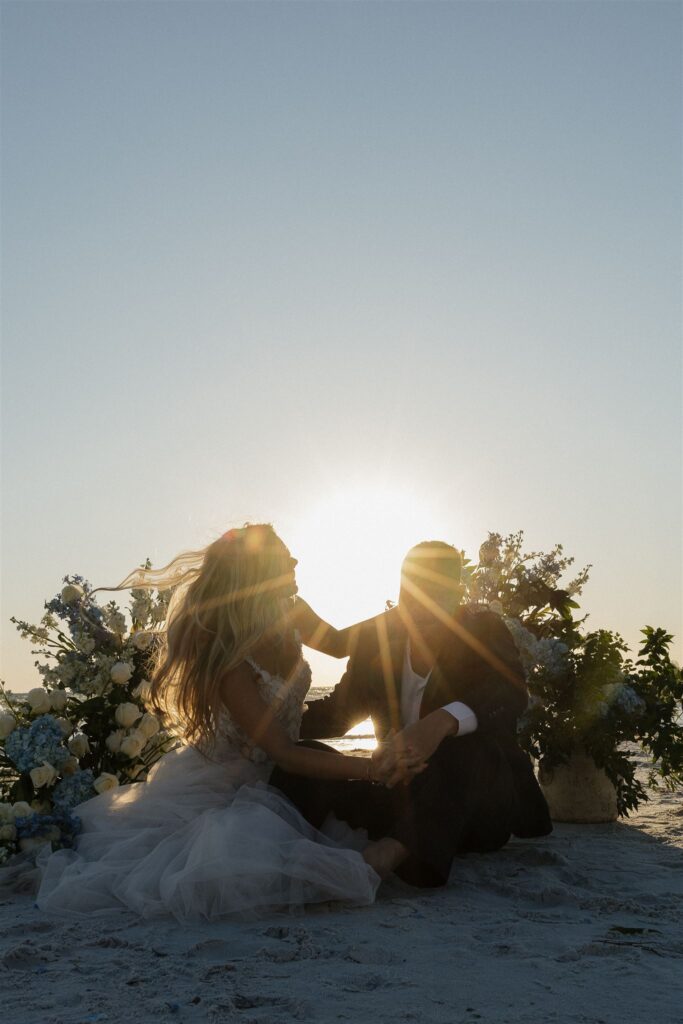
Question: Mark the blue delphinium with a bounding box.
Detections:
[45,574,104,637]
[51,769,95,811]
[14,810,82,850]
[4,715,71,773]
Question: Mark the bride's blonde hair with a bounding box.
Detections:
[106,524,292,746]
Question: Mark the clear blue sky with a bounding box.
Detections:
[2,1,681,690]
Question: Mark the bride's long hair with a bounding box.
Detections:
[103,524,293,747]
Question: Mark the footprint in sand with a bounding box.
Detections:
[2,942,49,971]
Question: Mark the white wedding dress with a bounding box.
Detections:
[33,655,380,921]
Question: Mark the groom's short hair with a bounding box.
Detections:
[401,541,463,587]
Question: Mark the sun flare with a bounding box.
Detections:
[283,484,455,687]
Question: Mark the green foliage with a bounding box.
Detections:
[469,531,683,817]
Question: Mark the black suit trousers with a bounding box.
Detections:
[270,735,517,887]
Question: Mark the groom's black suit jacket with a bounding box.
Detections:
[300,604,552,839]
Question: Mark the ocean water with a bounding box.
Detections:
[306,685,377,753]
[5,688,378,754]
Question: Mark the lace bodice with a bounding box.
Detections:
[206,653,312,765]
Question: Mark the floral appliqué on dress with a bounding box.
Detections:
[211,653,312,765]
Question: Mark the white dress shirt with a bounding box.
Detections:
[400,641,478,735]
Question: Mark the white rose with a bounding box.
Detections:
[26,687,51,714]
[110,662,134,686]
[488,601,504,616]
[68,733,90,758]
[132,679,152,703]
[132,631,153,651]
[137,713,160,740]
[0,711,17,739]
[105,729,125,753]
[11,801,32,819]
[115,703,142,729]
[119,732,145,759]
[48,689,68,712]
[54,717,73,737]
[18,827,59,852]
[19,836,50,852]
[61,583,85,604]
[93,772,119,795]
[61,755,80,775]
[0,802,14,823]
[0,824,17,842]
[30,761,59,789]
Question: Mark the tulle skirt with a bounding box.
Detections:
[33,745,380,922]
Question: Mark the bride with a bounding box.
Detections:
[25,524,422,921]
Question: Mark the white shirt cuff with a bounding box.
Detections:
[441,701,478,736]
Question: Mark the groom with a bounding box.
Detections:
[274,541,552,885]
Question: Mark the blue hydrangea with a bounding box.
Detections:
[613,684,647,716]
[51,769,95,811]
[14,809,82,849]
[4,715,71,773]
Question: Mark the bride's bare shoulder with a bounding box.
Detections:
[217,660,260,698]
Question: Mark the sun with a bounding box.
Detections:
[283,483,454,683]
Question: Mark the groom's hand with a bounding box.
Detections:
[389,711,460,781]
[370,732,427,788]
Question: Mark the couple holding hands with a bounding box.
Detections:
[25,524,552,921]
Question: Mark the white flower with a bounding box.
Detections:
[0,823,17,842]
[150,603,167,624]
[119,732,145,759]
[56,661,77,686]
[30,798,52,813]
[132,679,152,703]
[68,733,90,758]
[75,634,96,655]
[105,729,126,753]
[61,755,80,775]
[131,631,153,651]
[0,711,17,739]
[107,611,127,636]
[115,703,142,729]
[54,717,73,737]
[93,773,119,794]
[137,713,161,740]
[19,834,56,853]
[61,583,85,604]
[110,661,134,686]
[30,761,59,788]
[11,801,32,819]
[26,687,51,714]
[49,689,68,712]
[488,601,504,616]
[0,803,14,824]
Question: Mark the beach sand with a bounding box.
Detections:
[1,774,681,1024]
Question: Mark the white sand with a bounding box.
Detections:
[1,780,681,1024]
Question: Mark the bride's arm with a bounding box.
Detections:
[288,598,387,660]
[287,597,348,657]
[219,663,421,786]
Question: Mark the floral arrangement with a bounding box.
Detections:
[464,532,683,815]
[0,569,179,864]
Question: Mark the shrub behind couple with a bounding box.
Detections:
[30,524,552,920]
